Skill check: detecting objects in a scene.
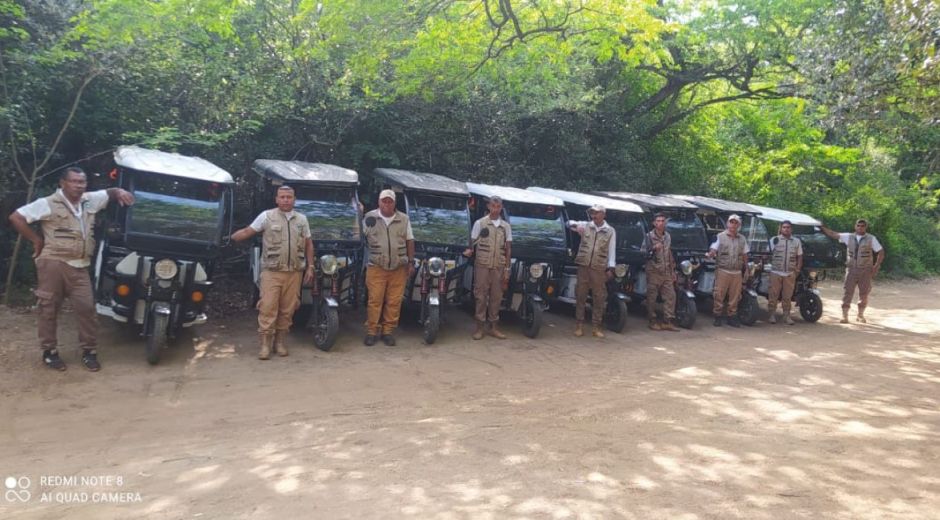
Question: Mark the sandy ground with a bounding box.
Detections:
[1,278,938,520]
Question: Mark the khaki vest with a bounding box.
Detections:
[261,209,308,272]
[770,235,801,274]
[846,234,875,268]
[715,231,747,271]
[644,230,673,274]
[575,223,613,270]
[473,216,508,269]
[37,193,98,263]
[363,209,409,270]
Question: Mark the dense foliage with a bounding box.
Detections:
[2,0,938,288]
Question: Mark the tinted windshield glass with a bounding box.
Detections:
[667,213,708,250]
[605,212,647,251]
[293,186,360,241]
[409,193,470,245]
[128,173,223,242]
[505,202,566,250]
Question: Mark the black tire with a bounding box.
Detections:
[312,304,340,351]
[423,305,440,345]
[676,296,697,329]
[738,292,758,326]
[605,298,628,333]
[521,297,543,338]
[798,292,824,323]
[146,312,169,365]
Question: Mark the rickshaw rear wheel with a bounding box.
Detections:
[738,293,759,326]
[423,305,440,345]
[312,305,339,351]
[798,292,823,323]
[521,296,542,338]
[146,312,168,365]
[676,296,697,329]
[605,299,628,333]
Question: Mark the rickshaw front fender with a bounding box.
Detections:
[683,290,696,299]
[745,288,758,298]
[428,295,440,306]
[613,292,630,302]
[322,297,339,308]
[152,303,172,316]
[527,294,544,303]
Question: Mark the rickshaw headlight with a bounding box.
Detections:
[528,263,545,279]
[154,259,178,280]
[680,260,694,276]
[428,257,445,277]
[320,254,338,275]
[808,270,818,280]
[614,264,628,279]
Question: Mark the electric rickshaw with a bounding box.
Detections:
[465,183,567,338]
[248,160,363,350]
[666,194,770,325]
[595,192,707,329]
[527,187,637,333]
[94,146,234,365]
[370,168,471,344]
[748,203,842,323]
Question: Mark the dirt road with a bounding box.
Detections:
[1,278,938,519]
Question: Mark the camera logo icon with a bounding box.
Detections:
[5,476,31,503]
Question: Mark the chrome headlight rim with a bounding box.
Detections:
[808,270,818,280]
[320,254,338,275]
[528,263,545,280]
[613,263,628,279]
[680,260,694,276]
[154,259,178,280]
[428,256,445,277]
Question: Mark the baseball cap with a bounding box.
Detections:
[379,189,396,201]
[588,204,606,214]
[727,214,741,223]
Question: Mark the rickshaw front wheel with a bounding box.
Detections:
[145,311,169,365]
[738,293,759,326]
[798,292,823,323]
[521,296,542,338]
[676,296,697,329]
[423,305,440,345]
[312,305,339,351]
[605,298,628,333]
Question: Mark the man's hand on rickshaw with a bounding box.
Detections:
[605,268,614,281]
[115,189,135,207]
[462,248,473,258]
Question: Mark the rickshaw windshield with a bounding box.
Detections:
[293,186,360,241]
[505,202,566,250]
[741,214,770,253]
[409,193,470,246]
[605,212,647,252]
[127,173,224,242]
[667,213,708,251]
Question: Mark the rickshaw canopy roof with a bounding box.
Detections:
[253,160,358,185]
[595,191,698,210]
[748,203,822,226]
[468,183,564,207]
[114,146,234,184]
[528,187,644,214]
[664,194,761,215]
[373,168,468,196]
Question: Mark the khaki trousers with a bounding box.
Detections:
[842,266,874,311]
[474,265,505,323]
[365,265,408,336]
[575,265,607,326]
[34,258,97,350]
[768,272,797,314]
[713,270,743,316]
[646,268,676,320]
[258,270,302,335]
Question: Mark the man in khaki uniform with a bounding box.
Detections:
[9,167,135,371]
[567,204,616,338]
[642,213,679,331]
[767,220,803,325]
[706,214,749,327]
[821,219,884,323]
[464,196,512,340]
[232,186,314,359]
[362,189,415,346]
